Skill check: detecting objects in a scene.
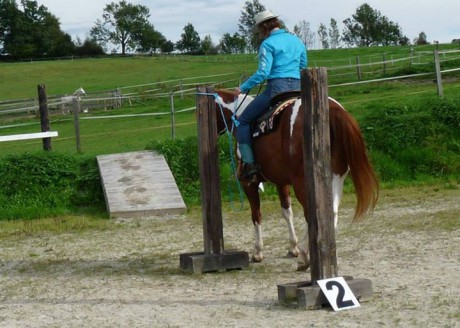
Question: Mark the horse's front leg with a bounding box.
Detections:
[276,184,300,257]
[243,183,263,262]
[292,177,310,271]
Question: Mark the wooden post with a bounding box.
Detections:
[277,68,373,309]
[356,56,362,80]
[170,92,176,139]
[301,68,337,283]
[197,85,224,254]
[179,86,249,273]
[37,84,52,151]
[72,98,82,153]
[382,53,387,76]
[433,50,444,97]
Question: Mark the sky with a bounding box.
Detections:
[38,0,460,49]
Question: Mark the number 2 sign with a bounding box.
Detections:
[317,277,361,311]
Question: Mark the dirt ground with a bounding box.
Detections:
[0,186,459,328]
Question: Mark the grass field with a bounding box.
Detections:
[0,43,459,158]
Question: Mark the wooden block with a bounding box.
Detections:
[180,250,249,273]
[278,276,369,310]
[296,277,373,310]
[278,275,354,304]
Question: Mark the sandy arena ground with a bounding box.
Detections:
[0,187,458,327]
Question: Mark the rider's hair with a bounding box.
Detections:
[258,17,281,36]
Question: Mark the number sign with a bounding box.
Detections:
[317,277,360,311]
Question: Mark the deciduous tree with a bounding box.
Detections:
[90,0,155,55]
[318,23,329,49]
[238,0,265,52]
[293,20,315,48]
[0,0,74,58]
[328,18,340,49]
[219,32,246,54]
[342,3,406,47]
[176,23,201,54]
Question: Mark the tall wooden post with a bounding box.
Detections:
[179,86,249,273]
[277,68,373,309]
[301,68,337,284]
[37,85,52,151]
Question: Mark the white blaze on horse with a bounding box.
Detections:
[59,87,86,114]
[213,89,379,270]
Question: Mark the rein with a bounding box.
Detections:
[195,91,245,210]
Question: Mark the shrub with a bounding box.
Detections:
[362,95,460,179]
[0,153,105,220]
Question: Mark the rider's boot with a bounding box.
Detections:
[238,143,258,180]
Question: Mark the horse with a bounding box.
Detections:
[59,87,86,114]
[213,89,379,270]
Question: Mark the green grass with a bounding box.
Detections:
[0,44,459,221]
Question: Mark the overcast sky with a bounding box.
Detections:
[39,0,459,49]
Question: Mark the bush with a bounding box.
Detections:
[0,153,105,220]
[362,95,460,179]
[147,135,243,205]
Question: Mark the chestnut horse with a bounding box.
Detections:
[213,89,378,270]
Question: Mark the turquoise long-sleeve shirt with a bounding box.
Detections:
[240,29,307,93]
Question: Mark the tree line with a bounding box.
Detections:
[0,0,430,60]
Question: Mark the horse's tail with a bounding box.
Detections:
[329,102,379,222]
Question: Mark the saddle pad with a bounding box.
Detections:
[252,98,298,138]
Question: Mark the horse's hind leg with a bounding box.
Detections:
[332,172,347,229]
[291,177,310,271]
[276,184,300,257]
[243,183,264,262]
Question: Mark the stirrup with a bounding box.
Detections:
[238,162,259,182]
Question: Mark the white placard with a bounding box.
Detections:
[317,277,360,311]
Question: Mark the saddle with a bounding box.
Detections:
[252,90,301,138]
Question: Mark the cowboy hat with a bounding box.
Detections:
[254,10,278,26]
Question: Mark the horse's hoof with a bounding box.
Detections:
[251,255,263,263]
[286,251,299,258]
[296,262,310,271]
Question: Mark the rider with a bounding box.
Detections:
[236,10,307,180]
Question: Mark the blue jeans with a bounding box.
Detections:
[236,78,300,144]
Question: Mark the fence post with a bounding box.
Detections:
[72,98,82,153]
[170,92,176,139]
[356,56,362,80]
[433,50,444,97]
[382,53,387,76]
[37,84,52,151]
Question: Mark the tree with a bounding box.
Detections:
[74,38,105,57]
[219,32,246,54]
[414,32,428,45]
[175,23,200,54]
[293,20,315,48]
[342,3,405,47]
[238,0,265,52]
[160,40,175,54]
[136,24,166,54]
[0,0,74,58]
[90,0,153,55]
[200,35,218,55]
[328,18,340,49]
[318,23,329,49]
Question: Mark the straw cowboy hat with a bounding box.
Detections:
[254,10,278,26]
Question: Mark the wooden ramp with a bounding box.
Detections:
[97,151,186,218]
